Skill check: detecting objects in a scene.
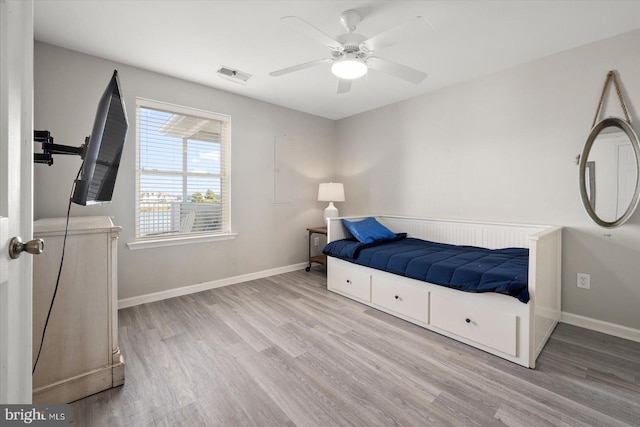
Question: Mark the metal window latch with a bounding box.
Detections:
[9,236,44,259]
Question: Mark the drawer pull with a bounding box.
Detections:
[465,318,471,323]
[346,279,351,284]
[394,295,399,300]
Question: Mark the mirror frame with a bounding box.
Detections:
[579,117,640,228]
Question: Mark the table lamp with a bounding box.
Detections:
[318,182,345,220]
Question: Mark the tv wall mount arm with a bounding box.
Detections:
[34,130,87,166]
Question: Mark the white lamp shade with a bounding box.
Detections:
[318,182,345,202]
[318,182,345,221]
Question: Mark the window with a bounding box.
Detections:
[135,99,231,241]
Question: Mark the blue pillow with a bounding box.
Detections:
[342,217,397,244]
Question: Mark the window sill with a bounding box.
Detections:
[126,232,238,251]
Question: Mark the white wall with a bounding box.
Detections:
[35,28,640,332]
[336,29,640,331]
[34,42,336,300]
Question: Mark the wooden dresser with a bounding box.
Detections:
[32,216,124,404]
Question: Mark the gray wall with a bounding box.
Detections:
[34,42,336,300]
[35,28,640,331]
[336,29,640,330]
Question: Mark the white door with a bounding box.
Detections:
[0,0,34,403]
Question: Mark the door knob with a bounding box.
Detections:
[9,236,44,259]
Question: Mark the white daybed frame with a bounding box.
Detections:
[326,215,562,368]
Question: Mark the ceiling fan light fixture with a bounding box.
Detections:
[331,57,368,80]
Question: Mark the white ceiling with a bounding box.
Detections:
[34,1,640,120]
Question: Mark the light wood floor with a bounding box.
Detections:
[70,268,640,426]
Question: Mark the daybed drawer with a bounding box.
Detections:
[430,293,517,356]
[328,260,371,302]
[371,276,429,323]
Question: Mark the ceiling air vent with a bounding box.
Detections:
[217,66,252,84]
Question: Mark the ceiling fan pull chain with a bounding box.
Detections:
[591,70,632,128]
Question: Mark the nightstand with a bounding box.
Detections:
[306,226,327,271]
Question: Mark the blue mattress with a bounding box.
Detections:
[323,236,530,303]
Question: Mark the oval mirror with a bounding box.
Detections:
[579,117,640,227]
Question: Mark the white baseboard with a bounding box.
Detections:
[561,312,640,343]
[118,262,309,310]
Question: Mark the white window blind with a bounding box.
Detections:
[135,99,231,240]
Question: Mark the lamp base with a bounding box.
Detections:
[324,202,339,221]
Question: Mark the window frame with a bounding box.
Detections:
[128,98,235,250]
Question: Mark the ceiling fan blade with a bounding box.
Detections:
[337,78,352,94]
[269,58,332,77]
[282,16,344,51]
[366,57,427,84]
[360,16,432,53]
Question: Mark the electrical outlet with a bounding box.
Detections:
[577,273,590,289]
[314,237,320,246]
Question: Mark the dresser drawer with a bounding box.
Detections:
[430,292,517,356]
[371,275,429,323]
[328,260,371,302]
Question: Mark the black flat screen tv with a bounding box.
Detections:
[71,70,129,205]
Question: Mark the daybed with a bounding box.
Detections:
[325,215,562,368]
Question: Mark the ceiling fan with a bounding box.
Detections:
[269,9,431,94]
